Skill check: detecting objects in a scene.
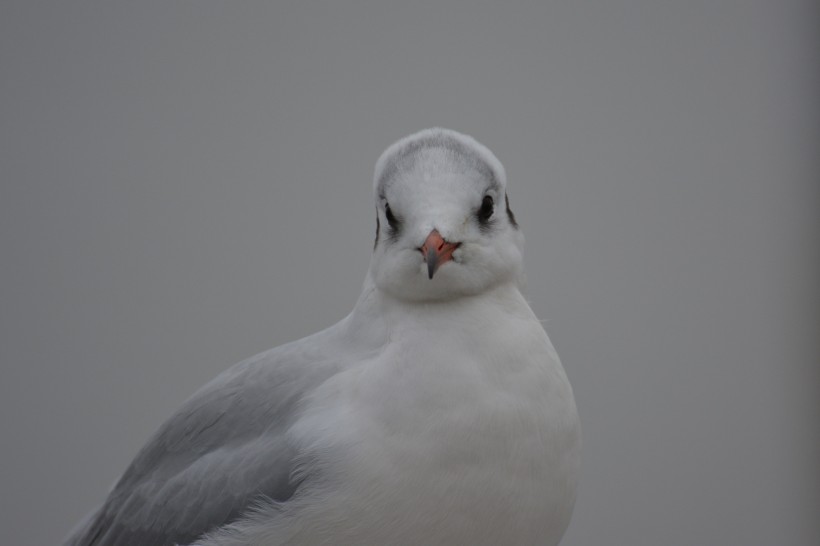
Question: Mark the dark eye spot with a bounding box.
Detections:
[477,195,494,225]
[385,202,399,229]
[384,202,402,241]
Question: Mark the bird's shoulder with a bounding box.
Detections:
[131,330,337,463]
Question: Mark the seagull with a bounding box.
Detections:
[64,128,581,546]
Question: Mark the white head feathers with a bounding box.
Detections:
[369,128,523,302]
[374,128,507,197]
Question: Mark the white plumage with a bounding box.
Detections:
[64,128,580,546]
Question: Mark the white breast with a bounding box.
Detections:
[282,284,581,545]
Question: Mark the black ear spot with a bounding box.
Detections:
[374,212,380,250]
[505,194,519,228]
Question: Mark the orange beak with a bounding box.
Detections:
[420,229,460,279]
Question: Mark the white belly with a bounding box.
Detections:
[282,323,580,545]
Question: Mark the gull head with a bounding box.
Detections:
[370,128,525,302]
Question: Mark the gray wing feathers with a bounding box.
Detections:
[65,339,341,546]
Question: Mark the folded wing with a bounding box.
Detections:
[64,339,341,546]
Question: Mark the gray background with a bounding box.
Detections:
[1,2,817,545]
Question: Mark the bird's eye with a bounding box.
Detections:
[384,202,399,229]
[477,195,494,224]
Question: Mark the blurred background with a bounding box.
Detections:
[1,2,817,545]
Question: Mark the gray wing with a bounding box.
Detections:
[64,337,341,546]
